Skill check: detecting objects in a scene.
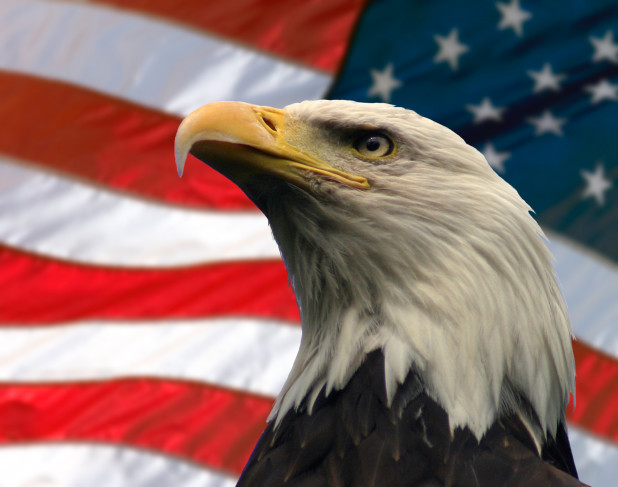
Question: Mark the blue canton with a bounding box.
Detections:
[329,0,618,262]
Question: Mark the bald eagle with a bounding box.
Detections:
[175,100,586,486]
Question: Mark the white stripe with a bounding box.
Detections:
[0,433,611,487]
[0,421,612,487]
[0,0,331,115]
[569,427,618,487]
[0,443,237,487]
[547,231,618,357]
[0,158,279,267]
[0,318,300,397]
[3,160,617,352]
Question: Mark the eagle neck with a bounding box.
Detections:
[263,183,573,449]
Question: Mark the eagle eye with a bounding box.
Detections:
[354,133,394,158]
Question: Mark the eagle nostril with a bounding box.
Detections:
[262,115,277,132]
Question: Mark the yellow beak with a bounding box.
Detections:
[174,101,370,191]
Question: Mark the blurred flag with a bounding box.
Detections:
[0,1,616,486]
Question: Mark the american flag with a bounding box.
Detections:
[0,1,615,486]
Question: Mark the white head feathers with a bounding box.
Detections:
[262,100,574,447]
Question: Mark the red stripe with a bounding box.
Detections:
[0,379,273,475]
[567,340,618,442]
[0,244,299,324]
[0,72,256,210]
[89,0,366,73]
[0,344,613,475]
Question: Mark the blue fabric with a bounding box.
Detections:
[330,0,618,261]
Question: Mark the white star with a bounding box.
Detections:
[527,63,566,93]
[367,63,402,102]
[584,78,618,104]
[434,28,469,71]
[496,0,532,37]
[466,97,505,123]
[590,30,618,64]
[482,143,511,173]
[581,163,612,206]
[527,110,567,136]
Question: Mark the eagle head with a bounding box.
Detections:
[175,100,575,449]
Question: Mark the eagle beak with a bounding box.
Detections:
[174,101,370,190]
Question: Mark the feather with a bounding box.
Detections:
[176,99,582,486]
[236,351,584,486]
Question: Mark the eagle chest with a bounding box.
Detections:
[235,352,581,487]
